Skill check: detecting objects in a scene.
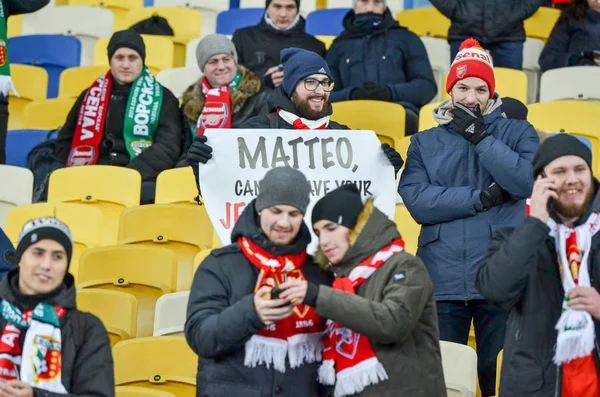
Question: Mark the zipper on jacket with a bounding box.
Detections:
[554,365,560,397]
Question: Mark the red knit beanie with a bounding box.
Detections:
[446,38,495,98]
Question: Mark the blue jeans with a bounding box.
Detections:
[450,40,524,70]
[437,300,507,397]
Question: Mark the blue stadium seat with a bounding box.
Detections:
[305,8,350,36]
[405,0,433,9]
[6,129,51,168]
[216,8,264,35]
[144,0,153,5]
[9,35,81,99]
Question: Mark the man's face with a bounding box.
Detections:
[450,76,490,114]
[203,53,237,88]
[110,47,143,85]
[19,240,68,295]
[291,73,332,119]
[588,0,600,13]
[313,220,351,265]
[354,0,386,14]
[545,155,594,220]
[266,0,299,29]
[259,205,304,246]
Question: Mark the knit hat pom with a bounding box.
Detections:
[459,38,482,51]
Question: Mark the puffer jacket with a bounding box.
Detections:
[399,96,539,300]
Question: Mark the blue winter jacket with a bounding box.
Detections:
[398,99,539,300]
[325,9,437,113]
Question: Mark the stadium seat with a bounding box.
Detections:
[305,8,349,36]
[440,341,478,397]
[8,65,48,130]
[442,67,528,104]
[393,204,420,255]
[77,289,138,347]
[153,291,189,336]
[113,336,197,397]
[332,100,406,149]
[47,165,142,245]
[316,35,336,50]
[78,245,178,337]
[5,203,54,243]
[59,65,110,99]
[118,204,213,291]
[9,35,82,98]
[156,67,201,99]
[523,38,544,104]
[327,0,404,15]
[242,0,317,15]
[185,38,201,69]
[116,387,175,397]
[216,8,264,35]
[193,248,211,274]
[152,0,218,39]
[420,37,450,102]
[418,102,439,132]
[524,6,560,42]
[396,7,450,39]
[68,0,143,29]
[7,14,22,38]
[496,349,503,397]
[21,98,76,131]
[0,166,34,230]
[539,66,600,102]
[5,129,50,168]
[155,167,199,205]
[93,35,174,75]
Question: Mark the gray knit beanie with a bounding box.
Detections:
[255,167,311,214]
[196,34,238,72]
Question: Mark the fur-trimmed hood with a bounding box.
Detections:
[182,65,263,122]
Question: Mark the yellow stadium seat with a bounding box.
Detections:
[48,165,142,245]
[59,66,110,99]
[21,98,76,130]
[68,0,143,28]
[193,248,211,274]
[7,14,22,38]
[78,245,178,337]
[116,387,175,397]
[118,204,212,291]
[396,8,450,39]
[77,289,138,347]
[396,136,411,168]
[94,35,174,75]
[9,65,48,130]
[316,35,336,50]
[212,231,221,249]
[496,349,503,397]
[332,100,406,149]
[393,204,420,255]
[5,203,54,243]
[113,336,197,397]
[442,68,528,104]
[524,7,560,42]
[155,167,199,205]
[418,102,439,132]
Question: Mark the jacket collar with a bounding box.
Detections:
[338,8,401,41]
[433,94,504,126]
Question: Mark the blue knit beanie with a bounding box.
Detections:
[281,48,333,97]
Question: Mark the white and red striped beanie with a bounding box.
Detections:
[446,38,495,98]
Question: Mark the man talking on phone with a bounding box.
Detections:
[398,37,539,397]
[185,166,332,397]
[478,134,600,397]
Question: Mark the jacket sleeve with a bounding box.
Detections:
[429,0,458,19]
[474,121,539,200]
[385,32,437,107]
[476,217,549,309]
[538,21,587,72]
[314,254,434,344]
[127,87,183,181]
[5,0,49,15]
[325,43,354,103]
[238,114,272,128]
[231,30,245,67]
[185,254,265,358]
[398,135,483,225]
[511,0,546,23]
[55,90,87,164]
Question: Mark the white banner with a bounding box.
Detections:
[199,129,396,253]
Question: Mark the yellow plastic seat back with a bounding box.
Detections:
[192,248,212,275]
[77,289,138,347]
[418,102,439,132]
[22,98,77,130]
[113,336,197,397]
[116,386,175,397]
[316,35,335,50]
[5,203,54,242]
[396,8,450,39]
[442,68,528,104]
[9,65,48,130]
[59,66,109,99]
[155,167,199,206]
[393,204,420,255]
[496,349,503,396]
[94,35,174,75]
[524,7,560,42]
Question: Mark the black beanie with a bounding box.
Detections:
[266,0,300,8]
[312,184,364,229]
[107,29,146,62]
[501,97,528,121]
[15,217,73,270]
[532,134,592,177]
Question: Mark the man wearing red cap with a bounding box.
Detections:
[399,38,540,397]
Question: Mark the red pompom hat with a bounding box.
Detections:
[446,38,495,98]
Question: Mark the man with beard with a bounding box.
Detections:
[477,134,600,397]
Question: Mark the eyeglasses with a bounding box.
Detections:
[303,78,334,92]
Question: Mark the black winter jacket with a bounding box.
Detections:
[185,200,333,397]
[430,0,546,44]
[476,182,600,396]
[0,269,114,397]
[55,78,183,181]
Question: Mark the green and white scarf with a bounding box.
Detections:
[0,2,17,97]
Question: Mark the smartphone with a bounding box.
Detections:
[277,64,284,72]
[270,286,282,300]
[540,170,556,209]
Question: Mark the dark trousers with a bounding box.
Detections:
[437,300,507,397]
[140,181,156,205]
[0,104,7,164]
[450,40,524,70]
[405,107,419,136]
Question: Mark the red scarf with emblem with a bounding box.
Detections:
[318,238,405,397]
[195,77,234,135]
[276,108,329,130]
[238,236,324,372]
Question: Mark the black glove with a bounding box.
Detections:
[381,143,404,176]
[569,51,596,66]
[351,82,392,101]
[480,182,512,211]
[450,103,488,145]
[186,134,213,166]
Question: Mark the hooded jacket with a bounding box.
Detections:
[185,200,333,397]
[476,181,600,397]
[399,96,540,300]
[325,9,437,113]
[0,269,114,397]
[311,199,446,397]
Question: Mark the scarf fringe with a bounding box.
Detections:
[554,310,596,365]
[318,359,336,385]
[244,335,288,373]
[333,357,389,397]
[287,332,323,368]
[0,75,18,97]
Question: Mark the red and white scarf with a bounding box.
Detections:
[319,238,405,397]
[195,76,237,135]
[239,237,324,372]
[277,108,329,130]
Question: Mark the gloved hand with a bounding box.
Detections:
[351,82,392,101]
[381,143,404,177]
[480,182,512,211]
[450,103,488,145]
[186,134,213,166]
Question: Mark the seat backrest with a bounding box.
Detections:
[396,7,450,39]
[6,129,50,168]
[440,340,478,397]
[10,64,48,101]
[315,35,335,50]
[305,8,349,36]
[22,98,77,130]
[216,8,264,35]
[9,34,82,69]
[68,0,143,28]
[121,7,202,38]
[153,291,190,336]
[393,204,420,255]
[418,102,440,132]
[156,67,201,99]
[152,0,229,12]
[28,5,114,38]
[0,166,34,230]
[116,386,175,397]
[524,7,560,42]
[155,167,199,205]
[420,37,450,102]
[59,65,109,98]
[93,35,174,73]
[5,203,54,242]
[527,100,600,137]
[523,37,545,103]
[539,66,600,102]
[185,38,201,69]
[442,67,528,104]
[496,349,503,397]
[192,248,212,274]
